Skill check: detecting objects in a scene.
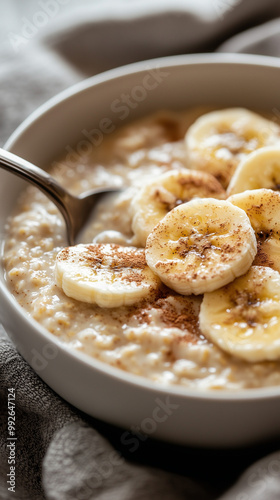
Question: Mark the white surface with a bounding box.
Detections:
[2,54,280,448]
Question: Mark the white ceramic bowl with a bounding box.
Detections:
[2,53,280,448]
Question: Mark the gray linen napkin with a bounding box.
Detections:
[1,1,280,499]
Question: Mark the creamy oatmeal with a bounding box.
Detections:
[4,107,280,390]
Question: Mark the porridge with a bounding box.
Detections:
[4,107,280,390]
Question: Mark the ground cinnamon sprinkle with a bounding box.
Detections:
[83,243,146,270]
[154,296,201,339]
[59,244,149,287]
[58,247,71,260]
[86,244,104,257]
[111,251,146,270]
[127,288,202,343]
[120,269,144,285]
[253,240,274,268]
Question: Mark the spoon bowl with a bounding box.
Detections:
[0,148,120,245]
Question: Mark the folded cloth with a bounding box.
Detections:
[1,1,280,499]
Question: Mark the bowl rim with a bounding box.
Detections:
[5,51,280,150]
[3,51,280,403]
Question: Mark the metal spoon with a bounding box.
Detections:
[0,148,121,245]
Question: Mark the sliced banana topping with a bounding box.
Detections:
[200,266,280,362]
[228,146,280,195]
[131,169,225,246]
[229,188,280,273]
[55,243,161,308]
[145,198,257,295]
[185,108,280,188]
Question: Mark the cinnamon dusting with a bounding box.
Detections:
[126,289,202,343]
[253,240,274,268]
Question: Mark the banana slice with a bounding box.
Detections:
[55,243,161,308]
[145,198,257,295]
[228,146,280,195]
[131,169,225,246]
[200,266,280,362]
[228,188,280,273]
[185,108,280,188]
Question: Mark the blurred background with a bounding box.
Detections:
[0,0,237,34]
[0,0,260,49]
[0,0,101,33]
[0,0,280,143]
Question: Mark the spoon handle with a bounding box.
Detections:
[0,148,71,206]
[0,148,77,244]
